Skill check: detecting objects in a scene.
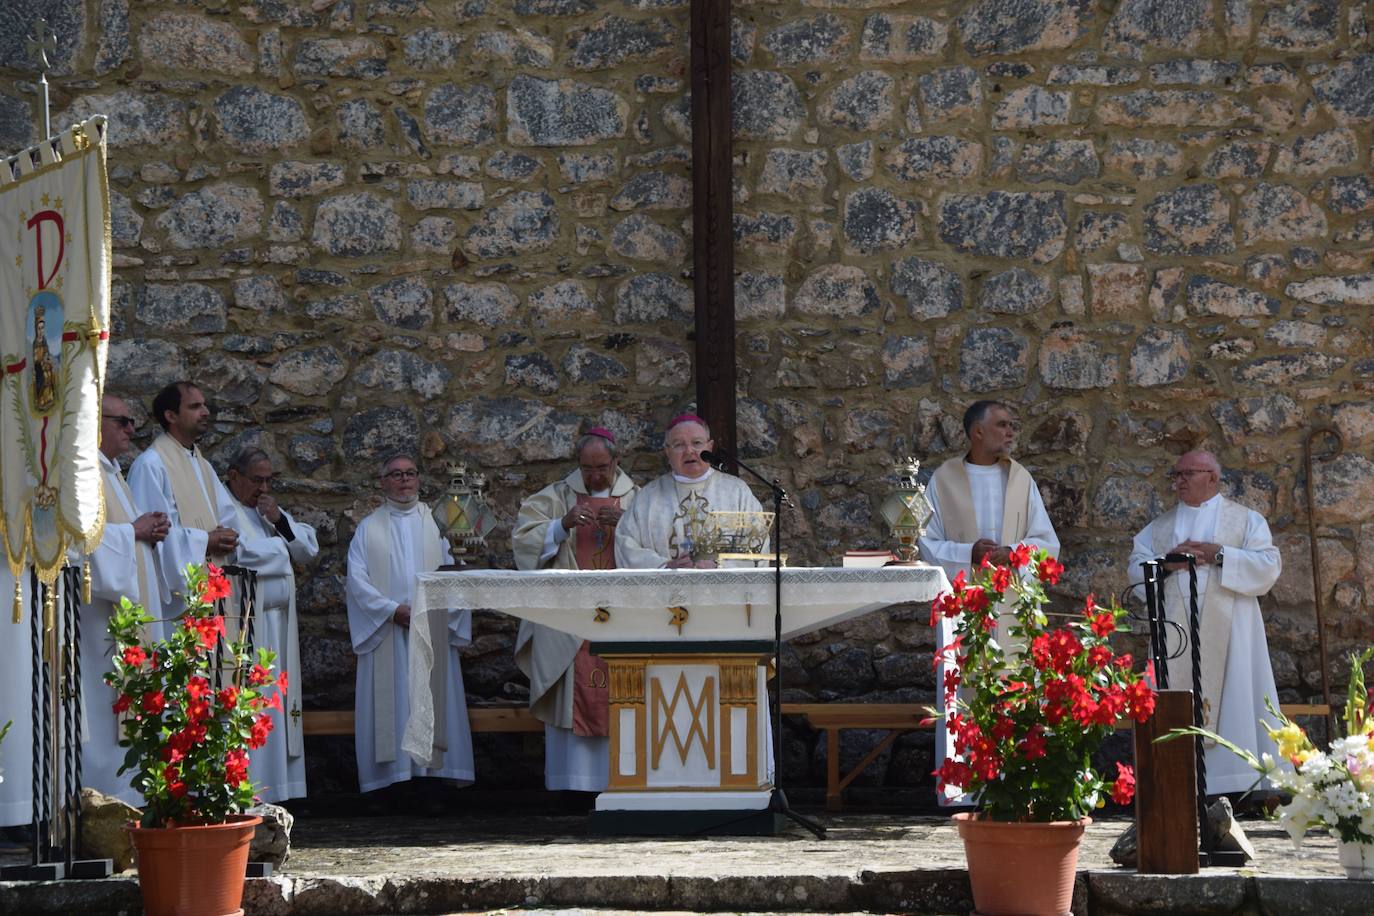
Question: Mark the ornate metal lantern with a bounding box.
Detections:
[432,462,498,564]
[878,457,933,566]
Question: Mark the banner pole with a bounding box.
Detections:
[25,18,56,143]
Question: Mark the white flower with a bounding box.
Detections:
[1322,781,1365,819]
[1301,752,1334,779]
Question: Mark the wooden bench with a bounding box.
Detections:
[302,703,930,812]
[303,702,1329,813]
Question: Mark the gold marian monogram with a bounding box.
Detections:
[650,672,716,770]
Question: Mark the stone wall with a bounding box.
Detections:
[4,0,1374,795]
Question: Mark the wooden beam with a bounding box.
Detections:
[689,0,737,463]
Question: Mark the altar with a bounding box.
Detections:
[404,566,948,833]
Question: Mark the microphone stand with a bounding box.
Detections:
[710,452,825,840]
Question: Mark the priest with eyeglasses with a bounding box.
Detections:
[345,454,474,793]
[224,447,319,803]
[1128,450,1282,796]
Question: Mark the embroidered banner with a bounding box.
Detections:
[0,117,111,613]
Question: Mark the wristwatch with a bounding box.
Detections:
[1214,546,1225,568]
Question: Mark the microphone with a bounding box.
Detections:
[699,449,730,469]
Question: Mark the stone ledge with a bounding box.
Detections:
[6,869,1374,915]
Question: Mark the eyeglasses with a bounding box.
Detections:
[383,469,419,481]
[244,474,273,486]
[1165,469,1211,481]
[102,414,136,429]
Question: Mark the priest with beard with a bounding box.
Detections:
[128,381,240,602]
[512,428,638,792]
[225,447,319,803]
[919,400,1059,803]
[345,454,474,793]
[616,414,763,569]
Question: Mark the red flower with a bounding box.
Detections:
[1114,653,1134,671]
[990,566,1012,593]
[1030,634,1052,670]
[1125,679,1156,723]
[163,763,188,799]
[141,690,166,714]
[963,586,990,615]
[277,671,289,692]
[121,646,147,667]
[950,569,967,595]
[935,758,973,793]
[224,749,250,788]
[248,713,274,750]
[1008,543,1031,569]
[184,614,226,651]
[978,552,993,571]
[248,663,272,687]
[217,686,240,711]
[1111,762,1136,805]
[1086,645,1113,669]
[266,690,283,712]
[1036,556,1065,586]
[1047,629,1082,673]
[991,717,1016,742]
[202,564,232,603]
[112,694,132,715]
[186,676,212,700]
[1090,612,1116,639]
[185,698,211,725]
[1019,726,1047,760]
[931,592,961,623]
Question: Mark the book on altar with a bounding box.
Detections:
[842,549,896,568]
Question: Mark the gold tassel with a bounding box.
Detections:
[44,585,56,636]
[82,561,92,604]
[12,582,20,624]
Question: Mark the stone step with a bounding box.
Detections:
[4,869,1374,915]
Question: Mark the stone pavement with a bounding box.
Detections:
[2,811,1371,914]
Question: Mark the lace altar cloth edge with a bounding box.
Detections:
[412,565,949,613]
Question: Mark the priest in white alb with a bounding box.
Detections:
[1128,449,1282,796]
[919,400,1059,802]
[78,395,170,805]
[512,427,638,792]
[345,454,474,792]
[616,414,764,569]
[128,381,240,601]
[1,567,34,829]
[225,447,318,803]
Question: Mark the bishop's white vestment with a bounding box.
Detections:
[918,455,1059,803]
[615,469,764,568]
[128,434,239,601]
[511,468,638,791]
[345,502,474,792]
[1129,494,1282,795]
[0,567,33,826]
[615,469,774,778]
[77,452,167,806]
[230,498,318,802]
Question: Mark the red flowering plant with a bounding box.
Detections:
[931,546,1156,822]
[105,562,286,828]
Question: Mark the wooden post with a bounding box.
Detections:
[1134,689,1199,874]
[689,0,736,464]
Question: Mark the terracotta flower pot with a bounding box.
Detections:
[953,812,1089,916]
[128,814,261,916]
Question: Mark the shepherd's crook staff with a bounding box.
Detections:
[1304,427,1343,746]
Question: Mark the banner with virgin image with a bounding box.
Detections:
[0,116,111,609]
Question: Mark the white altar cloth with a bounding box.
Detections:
[402,566,948,766]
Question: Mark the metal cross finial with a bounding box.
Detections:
[26,18,57,73]
[27,18,58,142]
